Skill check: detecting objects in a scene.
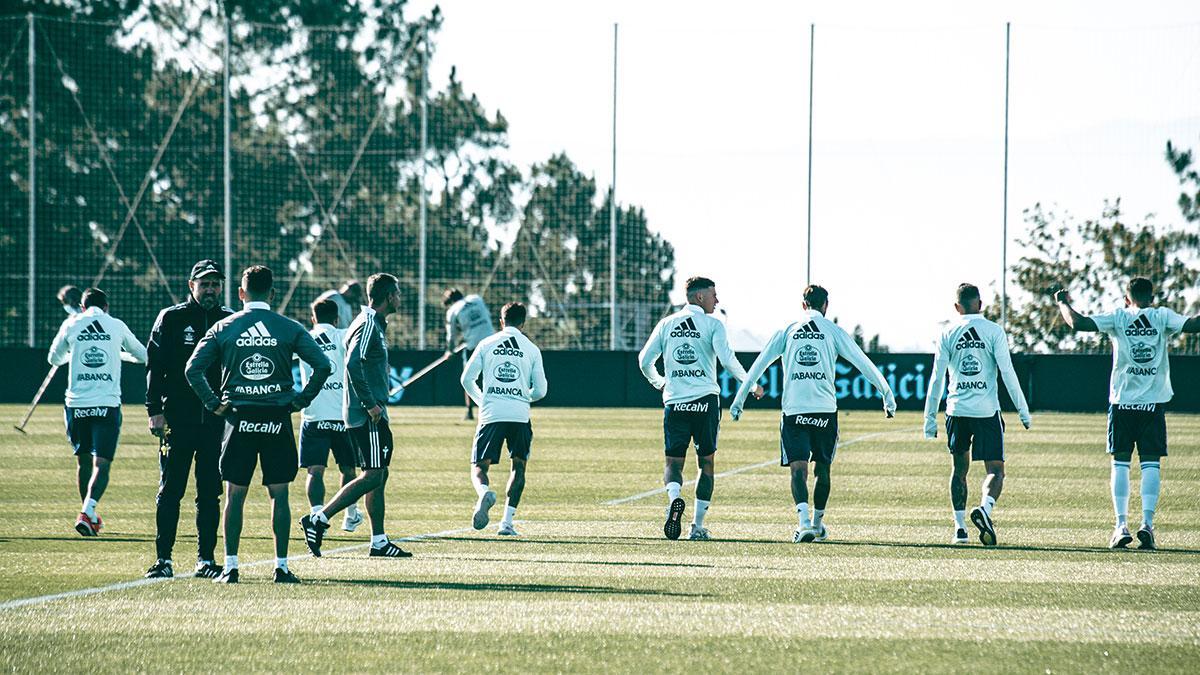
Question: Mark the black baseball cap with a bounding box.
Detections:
[189,260,224,280]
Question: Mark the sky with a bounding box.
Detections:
[407,0,1200,350]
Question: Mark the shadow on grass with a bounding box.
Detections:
[813,539,1200,556]
[434,556,718,569]
[323,578,710,597]
[4,535,153,544]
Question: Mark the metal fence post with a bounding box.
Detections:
[609,23,618,351]
[806,23,814,286]
[27,13,35,347]
[1001,22,1011,329]
[223,15,232,306]
[417,33,429,350]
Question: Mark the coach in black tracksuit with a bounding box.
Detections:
[144,260,233,580]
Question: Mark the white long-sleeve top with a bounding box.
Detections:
[923,314,1031,423]
[731,310,896,415]
[461,326,548,424]
[48,307,147,408]
[1092,306,1187,405]
[639,304,750,405]
[299,323,347,423]
[446,294,495,351]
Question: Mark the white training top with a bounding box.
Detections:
[48,307,147,408]
[731,309,896,416]
[446,294,495,351]
[300,323,347,423]
[924,314,1030,421]
[461,326,548,425]
[1092,306,1187,405]
[639,304,750,406]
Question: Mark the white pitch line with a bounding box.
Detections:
[604,427,919,506]
[0,525,476,612]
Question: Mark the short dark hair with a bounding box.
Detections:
[57,285,82,307]
[956,283,981,308]
[367,273,399,305]
[311,298,340,324]
[81,288,108,310]
[241,265,273,296]
[803,284,829,309]
[443,288,464,307]
[1127,277,1154,305]
[501,302,526,327]
[685,277,715,296]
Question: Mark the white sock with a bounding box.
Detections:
[347,503,360,518]
[981,494,996,517]
[666,482,682,502]
[796,502,810,528]
[276,557,288,572]
[313,510,330,526]
[225,555,239,569]
[371,533,388,548]
[694,499,710,527]
[475,483,491,499]
[812,508,825,529]
[953,510,967,530]
[310,504,324,516]
[1111,461,1130,526]
[1140,461,1161,527]
[83,498,98,518]
[502,505,517,525]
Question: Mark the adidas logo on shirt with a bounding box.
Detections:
[492,336,524,357]
[669,318,702,339]
[236,321,278,347]
[1124,315,1157,337]
[955,327,986,350]
[76,320,112,342]
[315,332,336,352]
[791,320,825,341]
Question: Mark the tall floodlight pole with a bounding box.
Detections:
[609,23,618,351]
[417,34,429,350]
[806,23,814,286]
[27,13,36,347]
[223,16,233,307]
[1001,22,1011,328]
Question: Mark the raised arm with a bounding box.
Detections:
[460,348,485,406]
[730,330,785,420]
[922,334,950,438]
[1054,289,1098,332]
[993,331,1032,429]
[637,319,667,390]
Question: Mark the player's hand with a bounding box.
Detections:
[923,416,938,439]
[289,399,304,413]
[1020,412,1032,430]
[367,404,383,423]
[148,414,166,437]
[751,384,765,400]
[1053,289,1070,304]
[213,402,232,418]
[730,405,742,422]
[884,395,897,419]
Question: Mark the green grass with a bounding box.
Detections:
[1,405,1199,673]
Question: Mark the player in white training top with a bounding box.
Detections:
[47,288,147,537]
[639,276,761,541]
[445,288,496,421]
[731,284,896,544]
[923,283,1032,547]
[1057,277,1200,551]
[461,302,547,536]
[298,297,362,534]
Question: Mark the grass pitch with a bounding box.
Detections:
[1,405,1199,672]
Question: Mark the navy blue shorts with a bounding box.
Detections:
[64,406,122,460]
[663,394,721,458]
[1108,403,1167,461]
[219,406,298,486]
[472,421,533,464]
[349,419,394,470]
[946,413,1005,462]
[299,420,356,469]
[780,412,838,465]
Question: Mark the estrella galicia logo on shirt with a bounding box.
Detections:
[239,352,276,381]
[1125,315,1157,337]
[669,318,702,339]
[492,336,524,357]
[77,320,111,342]
[183,325,196,345]
[791,321,825,340]
[673,343,698,365]
[1131,342,1156,365]
[81,346,108,368]
[955,327,986,350]
[960,354,982,376]
[236,321,278,347]
[795,344,820,367]
[495,361,519,383]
